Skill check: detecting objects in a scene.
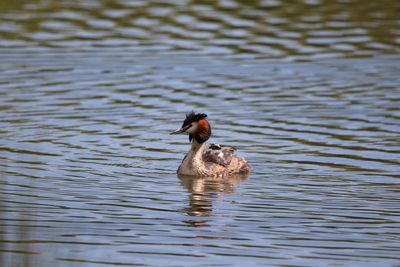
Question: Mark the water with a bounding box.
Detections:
[1,1,400,266]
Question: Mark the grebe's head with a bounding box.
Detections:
[170,111,212,143]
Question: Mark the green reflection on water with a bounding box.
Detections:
[0,0,399,57]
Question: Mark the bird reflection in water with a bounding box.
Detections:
[179,173,248,227]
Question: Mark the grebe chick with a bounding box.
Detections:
[170,111,250,177]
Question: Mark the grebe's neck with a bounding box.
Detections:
[178,140,209,176]
[190,140,206,156]
[187,140,207,175]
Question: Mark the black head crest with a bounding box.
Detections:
[182,111,208,127]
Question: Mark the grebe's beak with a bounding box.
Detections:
[170,128,185,135]
[170,124,191,135]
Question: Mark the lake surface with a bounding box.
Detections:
[1,1,400,266]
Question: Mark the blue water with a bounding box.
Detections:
[1,1,400,266]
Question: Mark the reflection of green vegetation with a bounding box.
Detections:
[0,0,28,13]
[266,0,399,44]
[0,0,399,56]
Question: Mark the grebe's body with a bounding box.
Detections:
[171,112,250,177]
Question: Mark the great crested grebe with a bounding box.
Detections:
[170,111,250,177]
